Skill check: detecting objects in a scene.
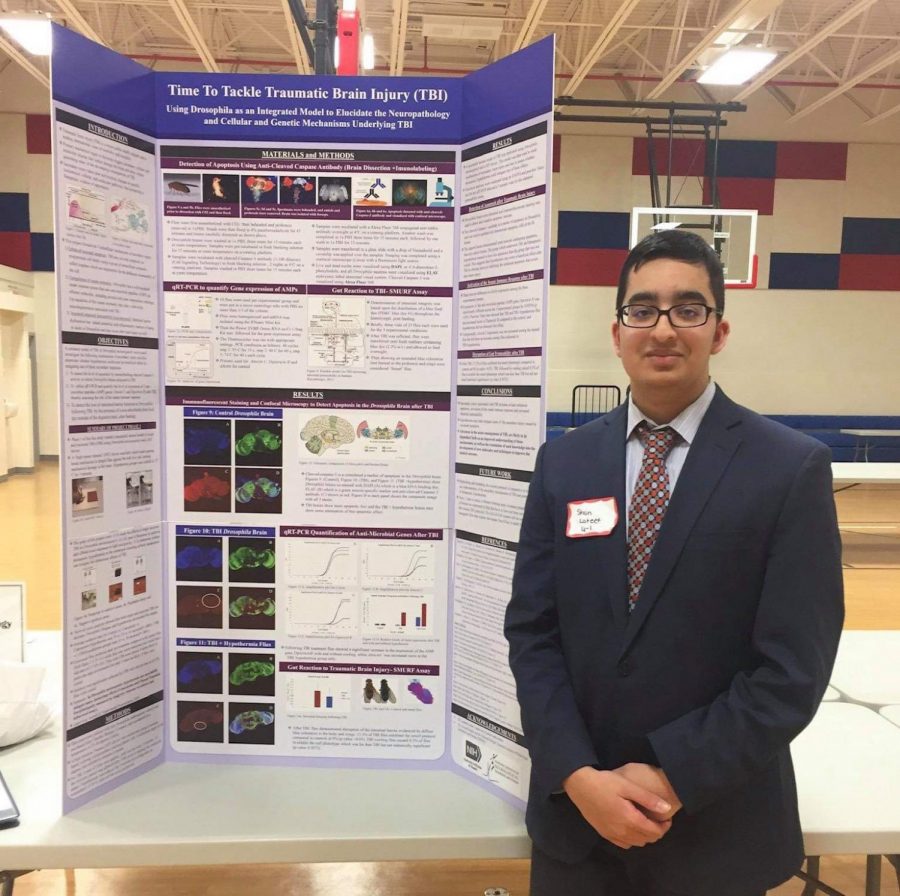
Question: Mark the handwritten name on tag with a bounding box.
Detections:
[566,497,618,538]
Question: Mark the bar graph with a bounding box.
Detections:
[286,675,351,713]
[399,603,428,628]
[362,594,432,636]
[312,690,335,709]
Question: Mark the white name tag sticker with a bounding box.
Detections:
[566,497,619,538]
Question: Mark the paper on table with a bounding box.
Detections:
[0,661,53,747]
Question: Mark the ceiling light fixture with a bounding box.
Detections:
[0,13,52,56]
[698,47,777,85]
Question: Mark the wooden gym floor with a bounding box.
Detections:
[2,461,899,896]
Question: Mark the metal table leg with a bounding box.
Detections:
[801,857,821,896]
[865,855,881,896]
[0,871,33,896]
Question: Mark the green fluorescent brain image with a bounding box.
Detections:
[230,661,276,686]
[235,429,282,457]
[228,545,276,571]
[229,594,276,618]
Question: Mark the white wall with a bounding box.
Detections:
[0,308,35,473]
[547,286,897,415]
[32,272,59,456]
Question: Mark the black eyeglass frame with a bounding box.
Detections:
[617,303,723,329]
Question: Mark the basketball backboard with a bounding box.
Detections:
[631,207,758,288]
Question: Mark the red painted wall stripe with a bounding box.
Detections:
[552,134,561,173]
[0,232,32,270]
[555,247,629,286]
[632,137,706,177]
[775,142,847,180]
[703,177,775,215]
[25,115,52,154]
[838,254,900,290]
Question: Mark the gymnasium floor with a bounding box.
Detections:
[2,460,899,896]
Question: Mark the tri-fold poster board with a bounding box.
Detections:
[53,24,553,811]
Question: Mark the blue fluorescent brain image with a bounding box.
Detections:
[177,658,222,686]
[176,544,222,571]
[184,426,230,458]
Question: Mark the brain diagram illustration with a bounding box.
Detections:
[300,415,355,456]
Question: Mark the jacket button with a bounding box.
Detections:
[617,659,633,677]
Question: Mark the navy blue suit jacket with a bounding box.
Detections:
[505,388,844,896]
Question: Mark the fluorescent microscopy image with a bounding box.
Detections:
[229,708,274,734]
[234,421,284,467]
[175,537,223,582]
[280,175,316,205]
[230,592,275,618]
[228,587,276,631]
[203,173,238,203]
[235,476,280,502]
[230,661,275,686]
[228,702,276,744]
[228,653,276,696]
[176,701,224,743]
[179,705,223,732]
[235,428,282,457]
[318,178,350,203]
[228,538,276,584]
[244,175,276,203]
[229,544,276,570]
[184,420,231,466]
[392,179,427,206]
[176,652,223,694]
[184,468,231,513]
[234,470,282,515]
[177,585,224,629]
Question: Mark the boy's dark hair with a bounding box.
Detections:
[615,230,726,314]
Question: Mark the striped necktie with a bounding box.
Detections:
[627,422,677,613]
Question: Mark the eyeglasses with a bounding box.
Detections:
[618,303,722,329]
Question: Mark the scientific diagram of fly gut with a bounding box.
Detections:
[307,296,366,370]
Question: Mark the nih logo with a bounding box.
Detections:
[465,741,482,763]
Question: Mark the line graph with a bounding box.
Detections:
[285,590,356,637]
[284,540,358,585]
[362,542,435,587]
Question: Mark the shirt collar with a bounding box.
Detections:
[626,380,716,446]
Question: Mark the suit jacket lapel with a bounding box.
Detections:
[583,405,630,638]
[620,388,744,657]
